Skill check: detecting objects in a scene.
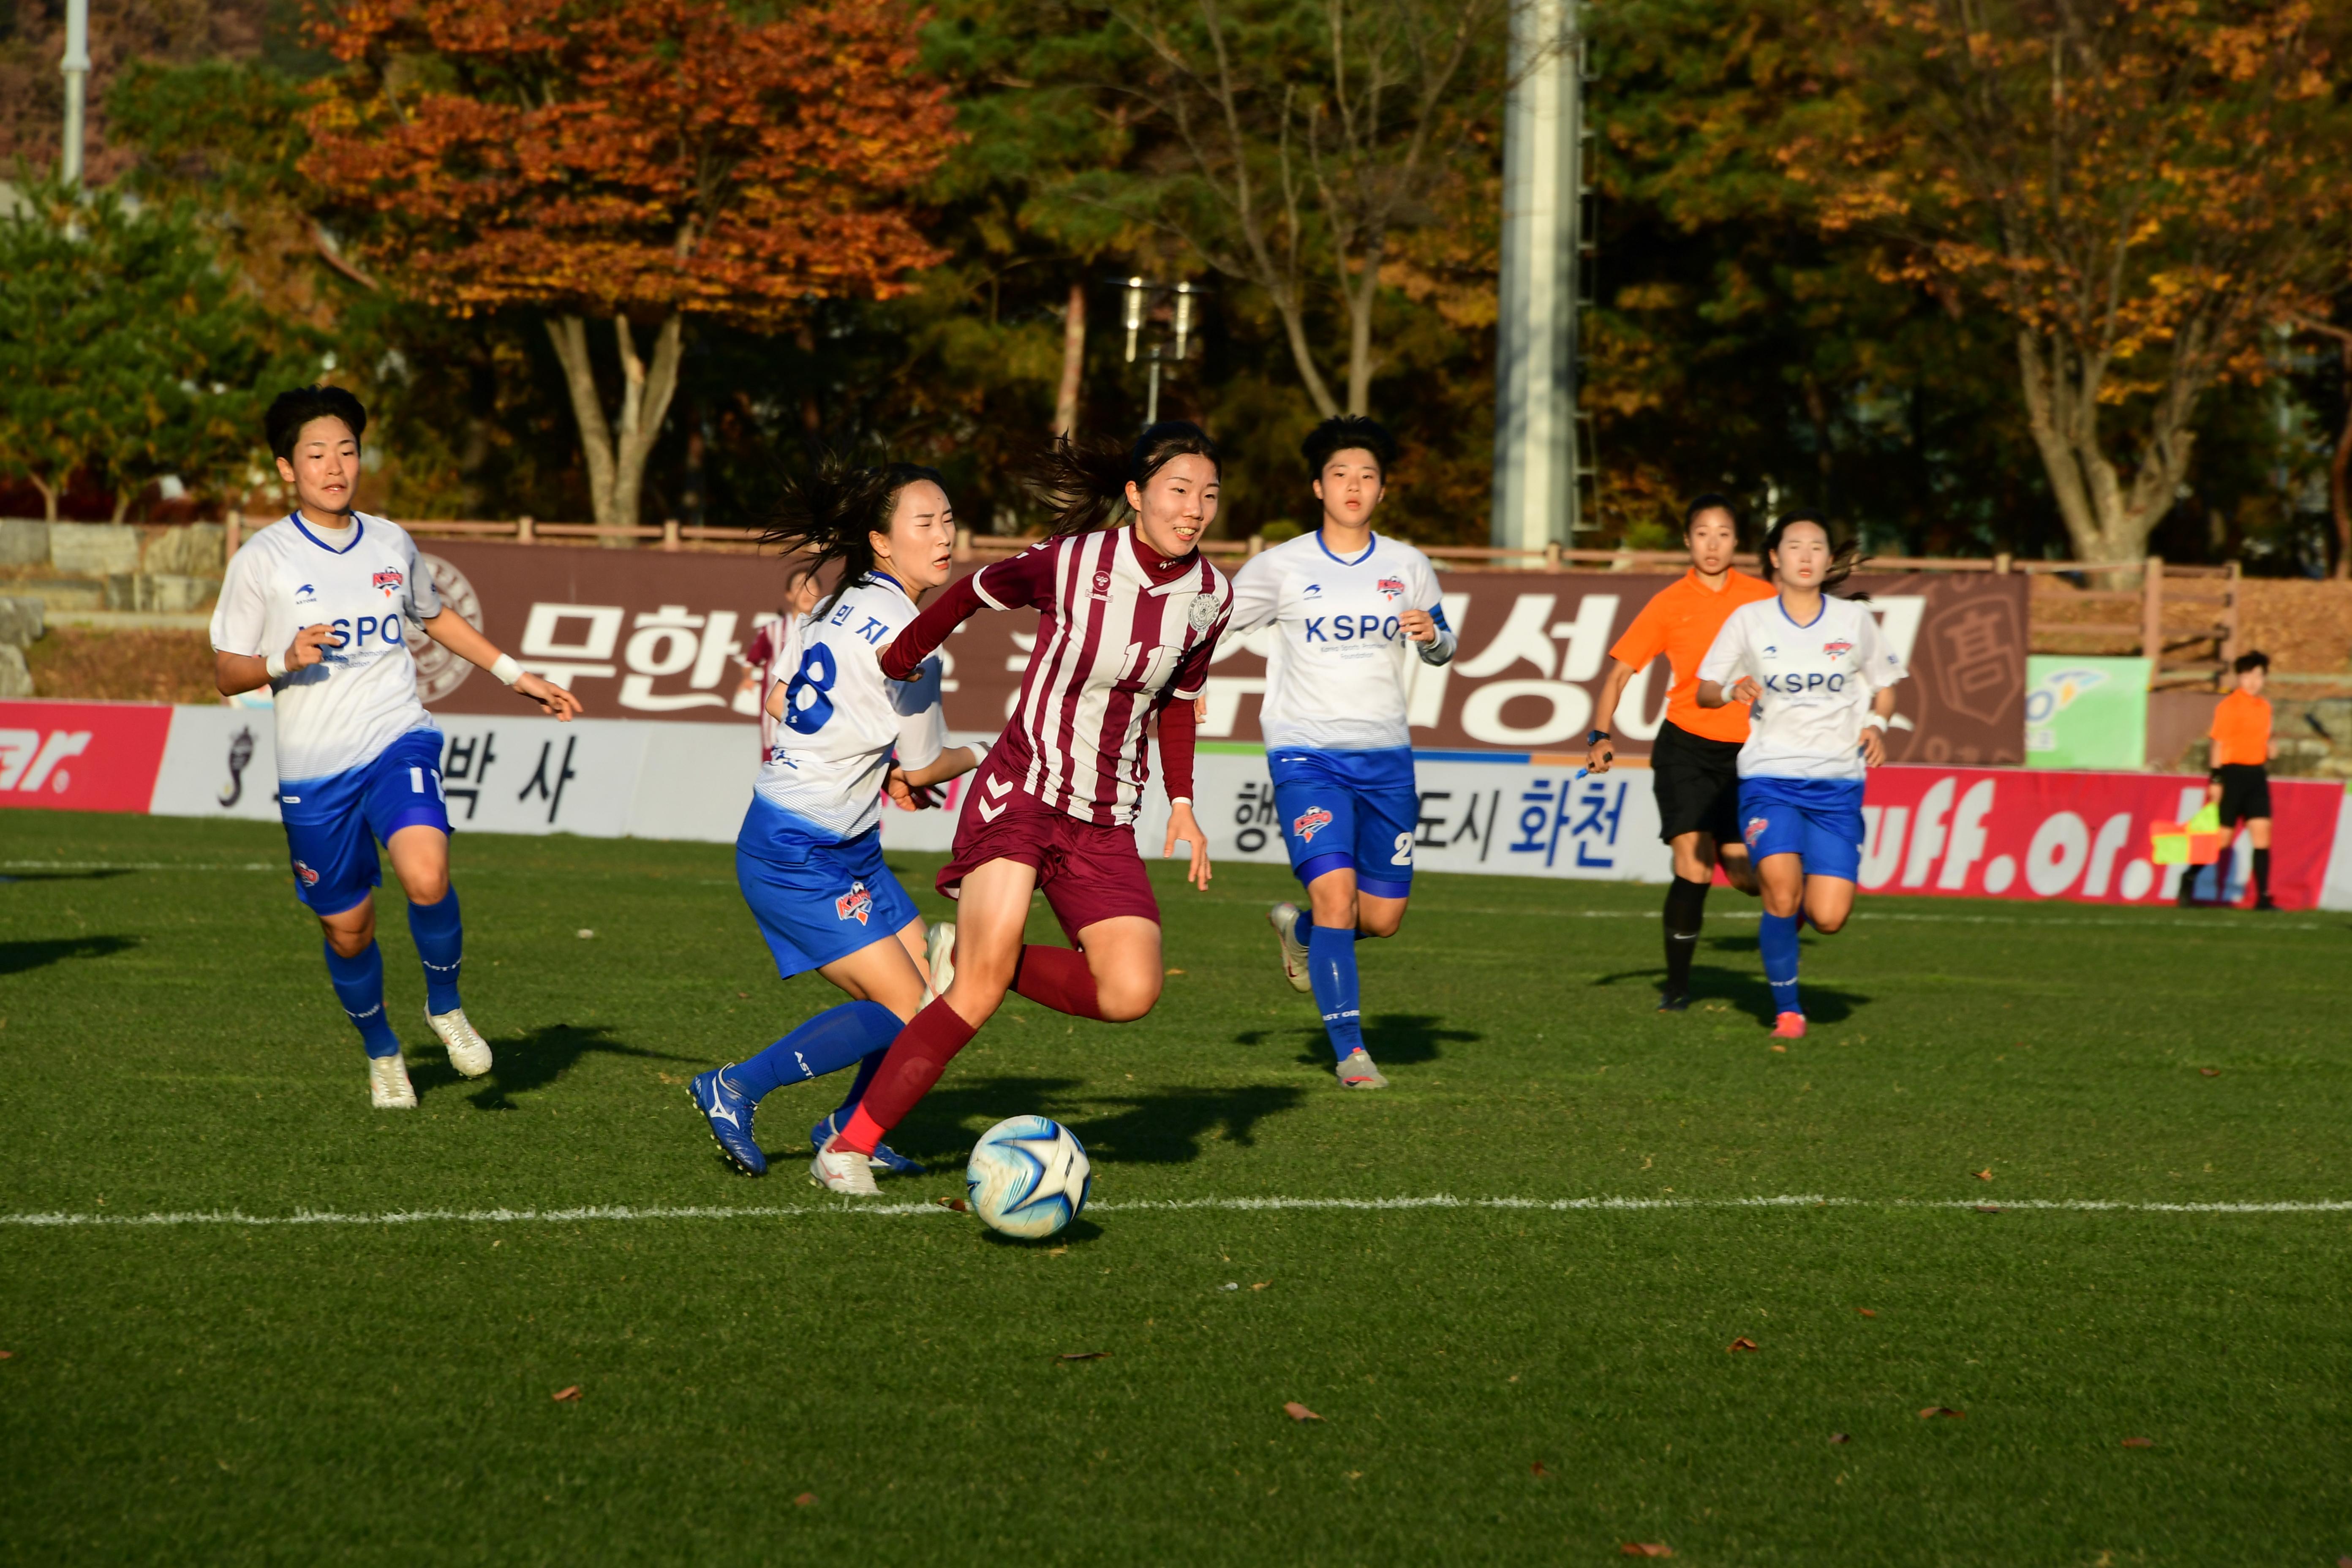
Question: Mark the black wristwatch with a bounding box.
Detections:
[1587,730,1611,745]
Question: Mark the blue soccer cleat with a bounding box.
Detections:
[811,1111,926,1176]
[691,1066,766,1177]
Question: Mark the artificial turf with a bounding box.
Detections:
[2,807,2348,1565]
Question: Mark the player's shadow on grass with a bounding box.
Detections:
[407,1022,694,1108]
[0,869,134,884]
[1236,1011,1478,1072]
[0,934,139,975]
[893,1075,1308,1168]
[1590,960,1868,1025]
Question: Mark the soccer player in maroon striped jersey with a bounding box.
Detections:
[808,421,1232,1194]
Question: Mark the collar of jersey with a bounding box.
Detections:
[864,569,908,599]
[1315,529,1377,567]
[1127,526,1196,581]
[291,510,365,555]
[1775,593,1827,630]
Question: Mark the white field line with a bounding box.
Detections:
[5,1193,2352,1230]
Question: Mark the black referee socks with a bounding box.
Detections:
[1663,876,1710,996]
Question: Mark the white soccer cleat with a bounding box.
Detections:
[425,1007,493,1078]
[368,1053,418,1109]
[809,1134,880,1196]
[923,920,957,1006]
[1335,1048,1389,1090]
[1269,903,1313,993]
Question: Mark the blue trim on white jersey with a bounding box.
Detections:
[1775,594,1825,631]
[291,512,366,555]
[1315,530,1377,567]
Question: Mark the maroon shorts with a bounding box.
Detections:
[939,764,1160,943]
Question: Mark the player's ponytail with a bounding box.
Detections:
[1029,420,1222,536]
[760,452,947,613]
[1762,510,1870,602]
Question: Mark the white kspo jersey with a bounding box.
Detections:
[752,574,946,840]
[1696,592,1907,781]
[210,512,442,785]
[1226,530,1456,752]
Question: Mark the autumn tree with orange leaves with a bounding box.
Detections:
[302,0,955,528]
[1777,0,2349,567]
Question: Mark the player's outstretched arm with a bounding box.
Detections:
[419,608,583,720]
[215,623,340,695]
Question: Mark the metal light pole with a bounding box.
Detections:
[1491,0,1594,553]
[60,0,91,190]
[1122,276,1205,428]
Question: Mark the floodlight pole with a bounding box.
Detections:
[1491,0,1594,553]
[60,0,90,190]
[1122,277,1204,431]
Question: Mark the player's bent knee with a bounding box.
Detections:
[1095,983,1160,1023]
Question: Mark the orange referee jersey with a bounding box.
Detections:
[1608,568,1779,743]
[2208,688,2271,768]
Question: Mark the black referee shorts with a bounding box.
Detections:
[2212,763,2271,826]
[1650,720,1745,847]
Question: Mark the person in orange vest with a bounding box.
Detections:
[2186,650,2279,911]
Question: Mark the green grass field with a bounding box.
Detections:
[4,808,2349,1565]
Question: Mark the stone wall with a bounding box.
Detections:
[0,520,225,615]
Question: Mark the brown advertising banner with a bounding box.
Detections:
[416,543,2026,764]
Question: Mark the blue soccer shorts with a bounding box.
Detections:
[1267,747,1420,899]
[277,728,451,915]
[735,817,920,981]
[1736,775,1866,882]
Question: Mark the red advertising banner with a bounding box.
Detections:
[0,700,174,813]
[411,544,2027,762]
[1858,765,2339,910]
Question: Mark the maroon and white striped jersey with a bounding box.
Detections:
[972,527,1230,826]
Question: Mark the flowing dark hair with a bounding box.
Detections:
[1027,420,1221,536]
[1761,510,1868,600]
[759,452,948,612]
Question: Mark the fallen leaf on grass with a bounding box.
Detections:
[1283,1402,1323,1422]
[932,1196,968,1212]
[1973,1169,1993,1181]
[1165,968,1187,976]
[1857,1309,1877,1318]
[1056,1350,1111,1362]
[1530,1460,1551,1477]
[2120,1437,2154,1448]
[551,1386,581,1402]
[1770,1044,1787,1053]
[2200,1067,2221,1077]
[1251,1282,1270,1291]
[736,991,749,1000]
[1727,1337,1759,1353]
[1619,1544,1674,1558]
[1048,1246,1068,1257]
[795,1493,816,1507]
[1829,1433,1852,1444]
[1917,1407,1964,1420]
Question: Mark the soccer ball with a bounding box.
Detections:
[964,1115,1091,1240]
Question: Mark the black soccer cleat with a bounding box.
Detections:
[1656,991,1690,1013]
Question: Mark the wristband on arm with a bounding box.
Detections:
[264,650,289,681]
[489,653,524,686]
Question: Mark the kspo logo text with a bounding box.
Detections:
[1763,672,1847,694]
[1303,615,1401,644]
[326,613,406,651]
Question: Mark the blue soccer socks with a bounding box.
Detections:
[1759,911,1803,1018]
[323,940,404,1058]
[1307,923,1365,1062]
[830,1048,887,1124]
[406,887,464,1015]
[732,999,903,1102]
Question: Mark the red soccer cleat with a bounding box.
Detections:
[1772,1012,1807,1040]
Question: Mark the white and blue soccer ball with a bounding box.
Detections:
[965,1115,1091,1240]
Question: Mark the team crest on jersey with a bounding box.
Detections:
[1822,639,1853,657]
[292,859,320,887]
[1091,569,1113,600]
[371,568,404,593]
[834,881,874,925]
[1292,806,1334,844]
[1743,816,1769,848]
[1375,575,1406,600]
[1187,595,1220,631]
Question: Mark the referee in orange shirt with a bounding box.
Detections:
[1586,495,1778,1009]
[2187,650,2280,910]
